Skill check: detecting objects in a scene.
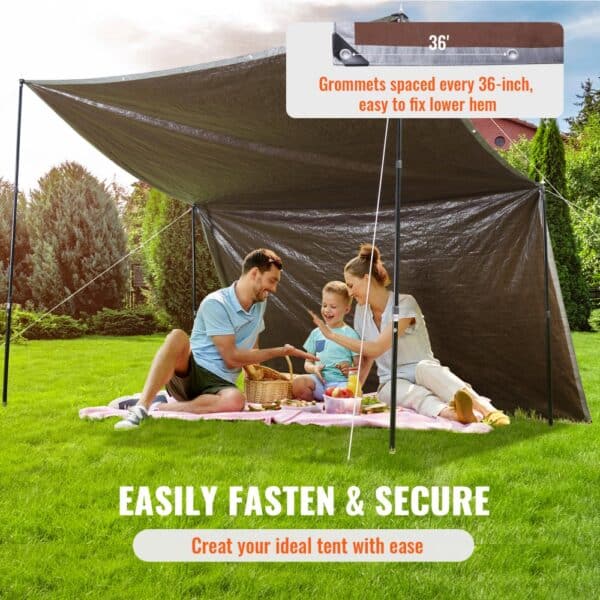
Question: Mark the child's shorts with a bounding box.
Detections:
[309,374,348,401]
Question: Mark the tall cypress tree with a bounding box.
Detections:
[528,118,547,182]
[27,162,129,316]
[540,120,590,329]
[142,188,219,331]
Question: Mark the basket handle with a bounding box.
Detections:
[284,355,294,381]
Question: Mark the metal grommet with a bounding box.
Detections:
[506,48,519,61]
[339,48,353,61]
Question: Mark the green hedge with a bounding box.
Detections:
[0,306,167,339]
[0,309,86,340]
[590,309,600,332]
[87,307,166,336]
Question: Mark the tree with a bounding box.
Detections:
[499,135,532,177]
[119,181,152,306]
[543,119,566,194]
[27,162,129,316]
[142,188,219,330]
[540,120,590,330]
[566,77,600,135]
[0,179,32,306]
[120,181,150,251]
[528,118,547,182]
[566,114,600,295]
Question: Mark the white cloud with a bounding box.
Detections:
[562,11,600,41]
[1,0,400,189]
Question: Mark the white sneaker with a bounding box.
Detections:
[114,405,148,430]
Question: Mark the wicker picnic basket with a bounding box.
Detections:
[243,356,294,404]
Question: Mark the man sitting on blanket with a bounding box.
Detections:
[115,248,316,430]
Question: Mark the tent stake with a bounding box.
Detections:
[191,204,197,319]
[3,80,25,407]
[541,184,553,425]
[389,118,404,451]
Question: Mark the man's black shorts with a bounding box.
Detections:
[166,355,236,401]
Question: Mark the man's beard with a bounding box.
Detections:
[254,289,268,302]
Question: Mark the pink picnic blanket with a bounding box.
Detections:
[79,396,491,434]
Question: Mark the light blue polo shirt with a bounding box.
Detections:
[190,282,266,383]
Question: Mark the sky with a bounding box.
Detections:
[1,0,599,193]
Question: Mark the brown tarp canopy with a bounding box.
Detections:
[27,47,589,421]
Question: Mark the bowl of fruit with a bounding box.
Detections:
[323,385,362,414]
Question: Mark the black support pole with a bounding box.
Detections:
[541,185,553,425]
[3,80,25,407]
[389,118,403,452]
[191,205,197,320]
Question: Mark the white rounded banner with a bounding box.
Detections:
[133,529,474,562]
[287,23,563,118]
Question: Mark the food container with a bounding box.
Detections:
[323,394,362,414]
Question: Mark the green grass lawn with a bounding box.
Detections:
[0,333,598,599]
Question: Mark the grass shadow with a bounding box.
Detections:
[88,408,579,478]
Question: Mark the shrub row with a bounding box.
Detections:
[88,307,166,336]
[0,310,86,340]
[3,306,599,338]
[0,306,167,339]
